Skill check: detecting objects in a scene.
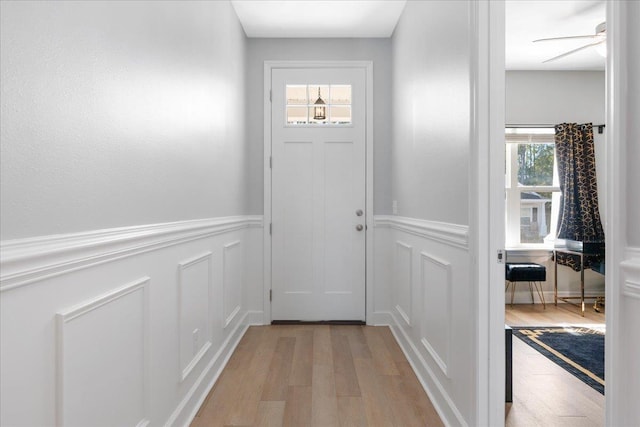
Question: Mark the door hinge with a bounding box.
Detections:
[269,90,272,102]
[270,156,272,169]
[269,289,272,301]
[269,222,272,235]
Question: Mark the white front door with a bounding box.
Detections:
[270,67,366,321]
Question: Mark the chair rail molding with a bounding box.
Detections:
[374,215,469,250]
[0,216,263,292]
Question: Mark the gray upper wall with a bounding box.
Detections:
[245,38,393,215]
[506,71,605,125]
[391,0,471,225]
[0,1,248,240]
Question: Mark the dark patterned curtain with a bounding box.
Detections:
[554,123,605,271]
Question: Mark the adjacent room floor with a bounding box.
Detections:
[505,304,605,427]
[190,325,444,427]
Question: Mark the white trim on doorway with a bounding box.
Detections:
[262,60,374,324]
[474,1,506,425]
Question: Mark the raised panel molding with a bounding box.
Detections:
[56,277,150,427]
[420,252,452,377]
[223,241,242,328]
[394,241,413,327]
[0,216,263,292]
[375,215,469,250]
[178,252,213,382]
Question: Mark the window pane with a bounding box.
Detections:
[287,106,308,124]
[517,143,554,186]
[308,107,327,124]
[286,85,308,105]
[330,106,352,124]
[309,85,329,104]
[520,191,553,244]
[330,85,351,104]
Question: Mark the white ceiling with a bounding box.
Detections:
[506,0,605,70]
[231,0,406,38]
[231,0,606,71]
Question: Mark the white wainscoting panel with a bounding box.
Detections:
[0,216,263,427]
[394,241,413,327]
[223,241,243,328]
[420,252,452,377]
[178,252,213,382]
[375,215,469,427]
[56,278,150,427]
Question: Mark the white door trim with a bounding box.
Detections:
[477,1,506,425]
[604,1,623,424]
[263,60,374,325]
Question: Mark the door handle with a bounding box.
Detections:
[356,224,364,231]
[356,209,363,216]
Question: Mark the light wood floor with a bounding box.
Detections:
[191,325,444,427]
[505,304,605,427]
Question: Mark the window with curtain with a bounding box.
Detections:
[505,127,561,247]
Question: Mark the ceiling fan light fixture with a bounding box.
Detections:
[594,22,607,57]
[536,21,607,63]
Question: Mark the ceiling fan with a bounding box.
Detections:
[534,22,606,63]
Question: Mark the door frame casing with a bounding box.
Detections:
[473,1,506,425]
[262,60,374,324]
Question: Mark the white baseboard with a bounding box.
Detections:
[367,311,394,326]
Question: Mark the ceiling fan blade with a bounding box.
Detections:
[534,35,597,42]
[543,40,605,63]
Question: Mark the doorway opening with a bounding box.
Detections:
[502,2,607,425]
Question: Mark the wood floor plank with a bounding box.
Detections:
[337,396,368,427]
[255,401,286,427]
[191,366,244,427]
[312,363,339,426]
[224,326,264,371]
[379,374,424,427]
[341,325,373,359]
[193,327,276,426]
[225,327,282,425]
[377,327,406,363]
[313,325,333,366]
[353,357,395,427]
[261,336,296,401]
[290,329,314,386]
[283,385,312,427]
[331,331,362,397]
[311,326,339,427]
[392,360,443,425]
[362,327,399,376]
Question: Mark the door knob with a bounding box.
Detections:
[356,209,363,216]
[356,224,364,231]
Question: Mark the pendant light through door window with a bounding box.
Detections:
[313,87,326,120]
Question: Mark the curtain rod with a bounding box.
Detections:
[506,123,606,134]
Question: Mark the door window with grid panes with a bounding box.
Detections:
[285,84,352,125]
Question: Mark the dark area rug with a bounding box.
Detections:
[511,326,604,394]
